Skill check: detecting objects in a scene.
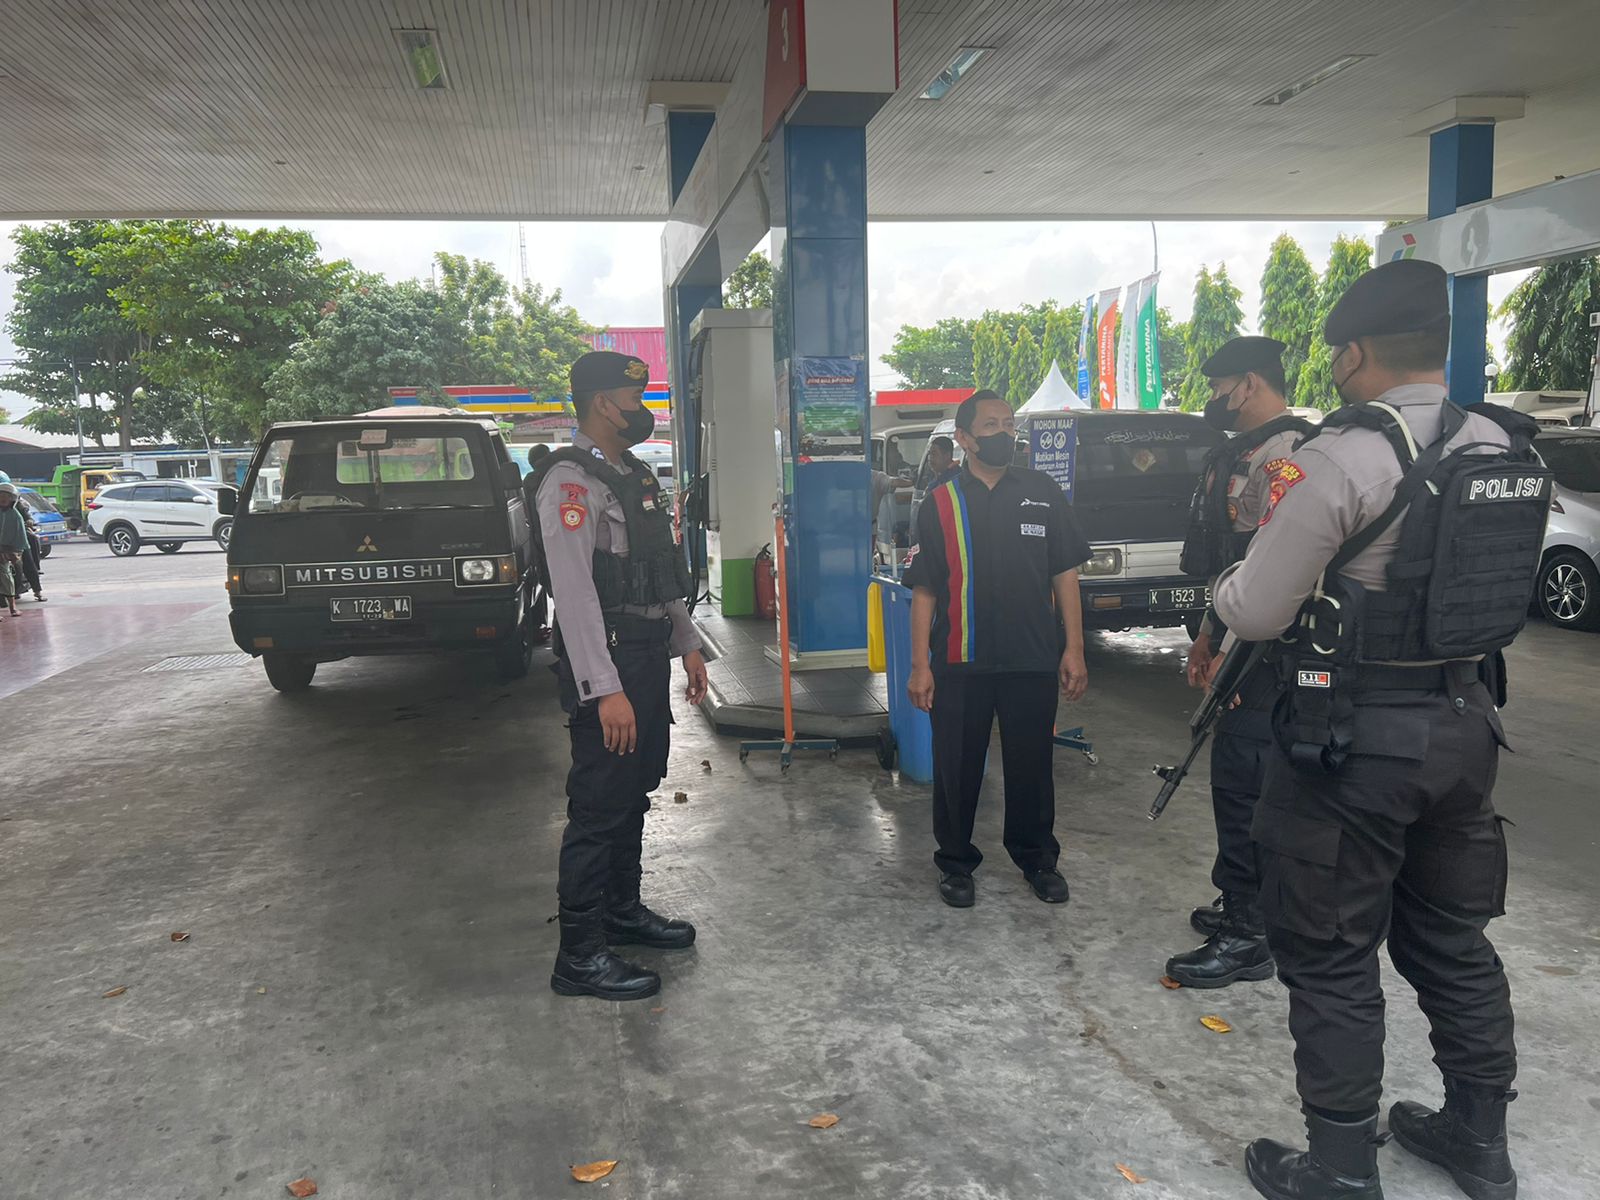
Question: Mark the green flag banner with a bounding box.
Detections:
[1135,272,1163,409]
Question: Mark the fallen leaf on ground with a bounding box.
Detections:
[808,1113,841,1129]
[171,931,190,942]
[700,759,712,771]
[1115,1163,1148,1184]
[1158,975,1181,989]
[650,1007,666,1014]
[257,987,269,995]
[571,1160,618,1182]
[102,986,127,998]
[1200,1015,1232,1034]
[286,1179,319,1198]
[673,791,689,804]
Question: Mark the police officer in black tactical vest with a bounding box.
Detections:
[1213,260,1548,1200]
[531,351,709,1002]
[1168,337,1313,989]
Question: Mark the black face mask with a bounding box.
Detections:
[972,431,1016,467]
[1203,384,1242,432]
[610,402,656,446]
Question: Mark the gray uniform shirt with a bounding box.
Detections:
[535,432,701,701]
[1214,384,1512,644]
[1199,419,1305,640]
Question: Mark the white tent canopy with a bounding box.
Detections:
[1017,361,1090,413]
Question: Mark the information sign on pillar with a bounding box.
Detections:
[764,0,807,139]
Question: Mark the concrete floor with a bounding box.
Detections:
[3,541,1599,1199]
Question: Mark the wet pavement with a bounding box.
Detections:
[2,544,1598,1199]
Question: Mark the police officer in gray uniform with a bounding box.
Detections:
[1215,260,1546,1200]
[533,351,709,1002]
[1169,337,1312,988]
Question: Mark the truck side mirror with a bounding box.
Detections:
[216,488,237,515]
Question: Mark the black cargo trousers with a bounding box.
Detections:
[554,614,674,910]
[1209,660,1279,895]
[1252,662,1516,1115]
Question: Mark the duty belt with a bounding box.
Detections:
[1347,661,1478,693]
[602,611,674,647]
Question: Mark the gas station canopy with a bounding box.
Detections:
[0,0,1594,223]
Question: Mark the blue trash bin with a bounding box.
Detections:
[874,575,935,783]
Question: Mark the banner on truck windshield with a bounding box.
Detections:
[1095,288,1121,409]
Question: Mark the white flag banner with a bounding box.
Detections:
[1115,277,1144,410]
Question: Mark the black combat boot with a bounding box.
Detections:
[550,904,661,1001]
[1191,892,1226,936]
[1246,1110,1387,1200]
[603,872,696,950]
[1166,891,1276,988]
[1389,1078,1517,1200]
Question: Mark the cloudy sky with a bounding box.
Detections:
[0,218,1526,417]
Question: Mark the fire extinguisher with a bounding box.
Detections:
[753,543,778,620]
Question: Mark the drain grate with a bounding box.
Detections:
[143,653,253,673]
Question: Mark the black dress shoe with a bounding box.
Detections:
[604,900,696,949]
[938,872,975,907]
[1024,868,1070,904]
[551,905,661,1001]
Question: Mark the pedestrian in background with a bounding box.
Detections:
[905,390,1090,909]
[0,483,27,618]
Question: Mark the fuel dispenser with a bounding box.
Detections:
[688,309,779,617]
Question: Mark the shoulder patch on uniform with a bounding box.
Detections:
[1258,461,1308,527]
[560,481,588,502]
[559,502,586,531]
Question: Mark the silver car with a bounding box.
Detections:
[1534,428,1600,631]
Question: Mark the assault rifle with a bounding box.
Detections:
[1149,638,1269,821]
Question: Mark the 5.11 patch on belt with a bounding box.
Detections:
[1297,669,1332,689]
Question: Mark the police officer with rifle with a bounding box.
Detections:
[530,351,709,1003]
[1209,259,1549,1200]
[1169,337,1314,989]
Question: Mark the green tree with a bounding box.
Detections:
[723,252,774,309]
[1007,325,1043,409]
[79,220,348,438]
[985,321,1011,401]
[1259,234,1319,396]
[1179,266,1244,411]
[266,278,455,421]
[882,317,976,389]
[1159,309,1186,403]
[1295,235,1373,410]
[1,221,149,448]
[0,405,10,423]
[1041,307,1077,384]
[972,318,999,391]
[1497,257,1600,390]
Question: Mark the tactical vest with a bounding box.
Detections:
[1275,400,1551,773]
[1179,413,1316,578]
[528,446,694,610]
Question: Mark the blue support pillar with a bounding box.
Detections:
[771,123,872,654]
[1429,123,1494,407]
[664,110,721,490]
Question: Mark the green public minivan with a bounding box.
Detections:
[224,410,536,692]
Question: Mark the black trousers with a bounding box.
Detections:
[1209,662,1279,895]
[930,671,1060,876]
[1252,677,1516,1115]
[554,628,672,910]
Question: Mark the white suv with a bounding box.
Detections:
[87,480,235,556]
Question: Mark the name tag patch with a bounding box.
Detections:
[1297,669,1332,689]
[1464,474,1545,503]
[1021,523,1046,538]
